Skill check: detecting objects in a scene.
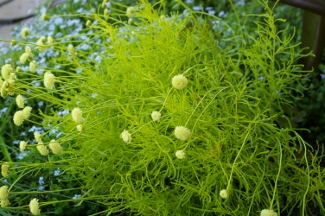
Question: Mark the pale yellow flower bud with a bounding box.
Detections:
[29,198,41,215]
[104,9,109,20]
[128,18,133,25]
[0,186,9,199]
[20,141,28,152]
[172,74,188,90]
[10,39,16,46]
[34,132,42,143]
[29,61,36,72]
[47,36,54,45]
[67,44,75,55]
[260,209,277,216]
[36,36,46,52]
[23,106,32,119]
[13,110,25,126]
[44,71,55,89]
[126,6,136,17]
[219,189,228,199]
[25,46,33,57]
[151,111,161,121]
[174,126,191,140]
[16,94,25,108]
[86,20,92,27]
[49,139,62,154]
[76,124,83,132]
[16,66,22,72]
[36,144,49,156]
[1,163,9,177]
[175,150,186,159]
[1,64,13,80]
[121,130,131,143]
[19,53,29,64]
[41,13,48,21]
[71,107,83,124]
[21,27,29,38]
[1,199,10,207]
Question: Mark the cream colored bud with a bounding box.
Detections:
[1,199,10,207]
[36,36,46,52]
[13,110,25,126]
[126,6,136,17]
[23,106,32,119]
[36,144,49,156]
[172,74,188,90]
[21,27,29,38]
[121,130,131,143]
[86,20,92,27]
[175,150,186,159]
[174,126,191,141]
[71,107,83,123]
[1,164,9,177]
[16,94,25,108]
[1,64,13,80]
[49,139,62,154]
[219,189,228,199]
[25,46,33,57]
[19,53,29,64]
[44,71,55,89]
[76,124,83,132]
[20,141,28,152]
[0,186,9,199]
[10,39,17,46]
[151,111,161,121]
[47,36,54,45]
[34,132,42,143]
[29,61,36,72]
[41,13,48,21]
[29,198,41,215]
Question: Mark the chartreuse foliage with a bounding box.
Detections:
[0,0,324,215]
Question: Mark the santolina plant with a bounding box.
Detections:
[0,0,324,215]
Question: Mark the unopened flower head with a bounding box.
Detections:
[0,186,9,199]
[1,163,9,177]
[260,209,277,216]
[13,110,25,126]
[49,139,62,154]
[47,36,54,45]
[36,36,46,52]
[29,61,36,72]
[29,198,41,215]
[71,107,83,123]
[67,44,75,55]
[25,46,33,57]
[172,74,188,90]
[1,199,9,207]
[151,111,161,121]
[76,124,83,132]
[34,132,42,143]
[175,150,186,159]
[36,144,49,156]
[20,141,28,152]
[23,106,32,119]
[16,94,25,108]
[126,6,136,17]
[44,71,55,89]
[104,8,109,20]
[121,130,132,143]
[21,27,29,38]
[1,64,13,80]
[10,39,16,46]
[86,20,92,27]
[19,53,29,64]
[174,126,191,140]
[41,13,48,21]
[219,189,228,199]
[16,66,21,72]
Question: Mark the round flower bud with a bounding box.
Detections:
[47,36,54,45]
[86,20,92,27]
[21,27,29,38]
[29,198,41,215]
[36,144,49,156]
[1,163,9,177]
[49,139,62,154]
[36,36,46,52]
[20,141,28,152]
[219,189,228,199]
[10,39,16,46]
[41,13,48,21]
[76,124,83,132]
[44,71,55,89]
[19,53,29,64]
[121,130,131,143]
[260,209,277,216]
[104,8,109,20]
[29,61,36,72]
[1,64,13,80]
[126,6,136,17]
[172,74,188,90]
[23,106,32,119]
[67,44,75,55]
[1,199,10,207]
[71,107,83,124]
[13,110,25,126]
[16,94,25,108]
[151,111,161,121]
[174,126,191,141]
[175,150,186,159]
[0,186,9,199]
[34,132,42,143]
[25,46,33,57]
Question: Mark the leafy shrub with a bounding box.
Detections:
[0,0,324,215]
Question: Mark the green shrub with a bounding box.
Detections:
[0,0,324,215]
